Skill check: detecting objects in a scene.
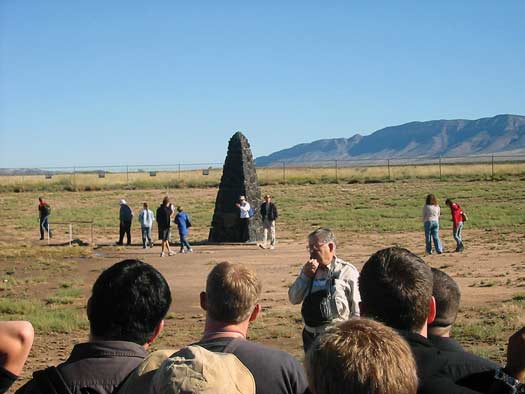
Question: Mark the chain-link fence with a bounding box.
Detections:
[1,154,524,191]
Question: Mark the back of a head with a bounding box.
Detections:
[425,194,437,206]
[305,318,418,394]
[429,268,461,331]
[205,262,262,324]
[88,259,172,344]
[162,196,170,205]
[359,247,433,331]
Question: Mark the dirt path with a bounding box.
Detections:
[9,229,524,390]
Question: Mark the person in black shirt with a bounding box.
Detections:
[428,267,467,353]
[156,196,175,257]
[358,247,522,393]
[117,199,133,245]
[0,321,34,394]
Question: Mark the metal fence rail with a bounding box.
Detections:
[1,154,524,185]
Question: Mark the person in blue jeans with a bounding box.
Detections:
[422,194,443,254]
[174,206,193,253]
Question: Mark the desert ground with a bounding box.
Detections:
[0,179,523,390]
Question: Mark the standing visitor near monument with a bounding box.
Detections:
[422,193,443,255]
[117,199,133,246]
[259,194,278,249]
[288,228,360,353]
[37,197,52,240]
[174,206,193,253]
[446,198,466,252]
[235,196,251,242]
[156,196,175,257]
[138,202,155,249]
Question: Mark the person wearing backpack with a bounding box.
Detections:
[37,197,52,240]
[446,198,466,252]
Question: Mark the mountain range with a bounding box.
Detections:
[255,114,525,166]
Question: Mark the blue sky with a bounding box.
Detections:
[1,1,524,168]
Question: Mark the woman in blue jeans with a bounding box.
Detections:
[422,194,443,254]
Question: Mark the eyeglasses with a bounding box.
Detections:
[306,242,328,253]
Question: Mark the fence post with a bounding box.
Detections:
[335,160,338,183]
[178,163,181,180]
[491,155,495,180]
[126,165,129,185]
[282,162,286,184]
[439,157,442,181]
[387,159,391,181]
[69,223,73,246]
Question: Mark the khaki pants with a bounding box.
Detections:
[263,219,276,246]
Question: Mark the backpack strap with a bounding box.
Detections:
[222,338,245,354]
[32,367,73,394]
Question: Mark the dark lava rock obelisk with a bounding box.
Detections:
[208,132,262,242]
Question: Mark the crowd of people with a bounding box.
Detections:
[22,196,524,394]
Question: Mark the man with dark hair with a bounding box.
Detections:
[197,262,308,394]
[17,259,171,394]
[428,267,464,352]
[359,247,524,393]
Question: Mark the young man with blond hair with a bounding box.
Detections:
[197,261,308,394]
[305,318,418,394]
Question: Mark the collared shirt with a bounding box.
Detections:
[16,341,147,394]
[288,256,360,333]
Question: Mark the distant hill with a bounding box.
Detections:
[255,114,525,166]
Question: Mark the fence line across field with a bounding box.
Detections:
[3,154,525,185]
[47,221,95,247]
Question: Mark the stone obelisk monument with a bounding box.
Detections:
[208,132,262,242]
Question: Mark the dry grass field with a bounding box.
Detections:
[0,178,523,390]
[1,160,524,192]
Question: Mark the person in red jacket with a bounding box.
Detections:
[445,198,464,252]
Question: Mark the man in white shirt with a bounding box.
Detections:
[289,228,360,352]
[235,196,251,242]
[138,202,155,248]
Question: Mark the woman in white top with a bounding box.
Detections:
[422,194,443,254]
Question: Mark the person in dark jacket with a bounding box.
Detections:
[259,194,278,249]
[117,199,133,245]
[16,259,171,394]
[358,247,524,394]
[156,196,175,257]
[428,267,465,352]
